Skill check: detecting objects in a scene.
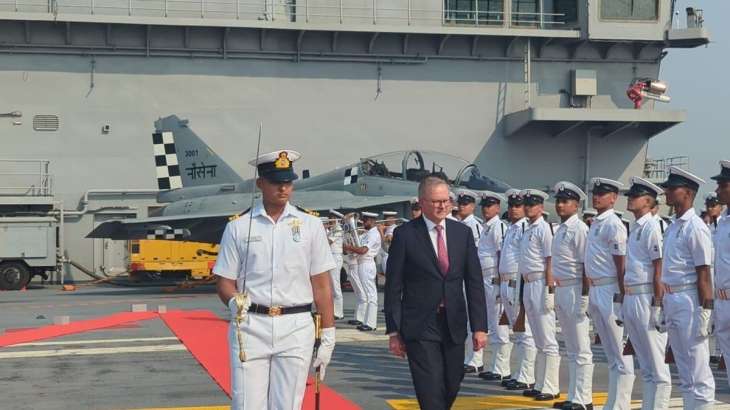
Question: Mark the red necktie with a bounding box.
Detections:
[435,225,449,275]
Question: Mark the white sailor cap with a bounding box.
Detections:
[520,189,549,205]
[625,176,663,198]
[329,209,344,218]
[479,191,505,206]
[583,208,597,217]
[705,192,720,206]
[553,181,587,202]
[448,191,456,201]
[361,211,378,218]
[659,166,705,192]
[319,216,330,223]
[382,211,398,216]
[247,150,302,182]
[711,160,730,182]
[505,189,524,205]
[456,189,479,203]
[409,196,419,204]
[590,177,624,194]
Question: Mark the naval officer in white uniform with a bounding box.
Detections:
[711,160,730,388]
[621,177,671,410]
[213,150,336,410]
[550,181,592,410]
[324,211,345,319]
[344,211,382,331]
[659,166,715,410]
[585,177,635,410]
[518,189,560,402]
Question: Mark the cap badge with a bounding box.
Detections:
[275,152,291,169]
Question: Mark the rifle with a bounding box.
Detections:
[513,275,526,332]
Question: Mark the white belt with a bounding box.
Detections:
[522,272,545,283]
[588,277,617,287]
[717,288,730,300]
[482,268,499,285]
[499,272,517,281]
[555,277,582,287]
[625,282,653,295]
[662,282,697,294]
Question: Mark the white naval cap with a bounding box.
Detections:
[583,208,597,217]
[319,216,330,223]
[382,211,398,216]
[410,196,419,204]
[247,149,302,182]
[448,191,456,201]
[505,188,524,205]
[659,166,705,191]
[361,211,379,218]
[553,181,587,201]
[590,177,624,194]
[625,176,663,198]
[705,191,720,206]
[520,189,549,205]
[479,191,506,206]
[329,209,344,218]
[456,189,479,203]
[711,160,730,182]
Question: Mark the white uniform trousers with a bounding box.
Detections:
[486,267,512,376]
[329,256,344,318]
[358,260,379,328]
[588,283,635,410]
[623,293,671,410]
[555,284,593,407]
[715,298,730,388]
[664,290,715,409]
[501,272,536,384]
[345,262,365,323]
[229,312,314,410]
[523,276,560,395]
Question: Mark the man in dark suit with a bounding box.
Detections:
[385,174,488,410]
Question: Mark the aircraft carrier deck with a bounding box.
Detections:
[2,286,729,410]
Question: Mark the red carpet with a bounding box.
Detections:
[160,310,360,410]
[0,311,158,347]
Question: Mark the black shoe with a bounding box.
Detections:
[477,371,496,379]
[356,324,376,331]
[334,316,344,320]
[710,355,721,364]
[463,365,483,374]
[553,401,570,409]
[523,389,540,397]
[486,373,508,381]
[347,320,362,326]
[535,392,560,401]
[507,382,533,391]
[563,403,592,410]
[501,378,516,387]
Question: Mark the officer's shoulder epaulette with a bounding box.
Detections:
[228,207,251,222]
[295,205,319,217]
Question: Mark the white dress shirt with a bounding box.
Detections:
[358,226,382,263]
[518,217,553,275]
[459,213,482,244]
[715,211,730,289]
[585,209,627,280]
[477,215,505,269]
[661,208,713,286]
[625,212,663,285]
[551,214,588,281]
[423,216,447,255]
[499,218,528,273]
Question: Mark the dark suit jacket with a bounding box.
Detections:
[384,216,487,343]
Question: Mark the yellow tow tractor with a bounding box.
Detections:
[128,240,218,281]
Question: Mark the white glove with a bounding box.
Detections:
[655,308,667,333]
[544,289,555,313]
[228,293,251,322]
[575,295,589,319]
[697,308,712,338]
[313,327,336,380]
[613,293,624,327]
[649,305,662,331]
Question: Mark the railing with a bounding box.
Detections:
[0,159,53,197]
[0,0,573,30]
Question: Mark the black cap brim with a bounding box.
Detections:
[261,169,299,182]
[711,174,730,182]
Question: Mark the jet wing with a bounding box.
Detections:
[87,191,412,244]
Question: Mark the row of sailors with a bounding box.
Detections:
[451,162,730,410]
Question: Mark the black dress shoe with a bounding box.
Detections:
[356,324,376,331]
[463,365,483,374]
[477,371,496,379]
[553,401,570,409]
[535,392,560,401]
[506,381,533,390]
[485,373,508,381]
[334,316,344,320]
[501,378,516,387]
[522,389,540,397]
[563,403,592,410]
[347,320,362,326]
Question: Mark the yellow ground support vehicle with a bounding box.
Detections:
[128,240,218,280]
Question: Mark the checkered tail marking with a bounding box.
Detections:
[146,228,187,240]
[344,166,358,185]
[153,131,183,190]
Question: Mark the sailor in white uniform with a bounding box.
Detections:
[380,211,398,272]
[711,160,730,388]
[583,208,597,228]
[324,210,345,320]
[585,177,635,410]
[213,150,336,410]
[621,177,672,410]
[705,192,723,234]
[447,191,459,221]
[550,181,592,410]
[344,211,382,331]
[473,192,510,381]
[518,189,560,402]
[499,189,537,392]
[659,166,715,409]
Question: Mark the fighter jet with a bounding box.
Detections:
[88,115,511,244]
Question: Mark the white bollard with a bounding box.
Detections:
[131,304,148,312]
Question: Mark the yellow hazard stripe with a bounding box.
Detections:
[127,407,229,410]
[388,393,618,410]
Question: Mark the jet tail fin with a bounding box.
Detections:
[153,115,243,190]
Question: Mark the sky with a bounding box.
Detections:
[651,0,728,205]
